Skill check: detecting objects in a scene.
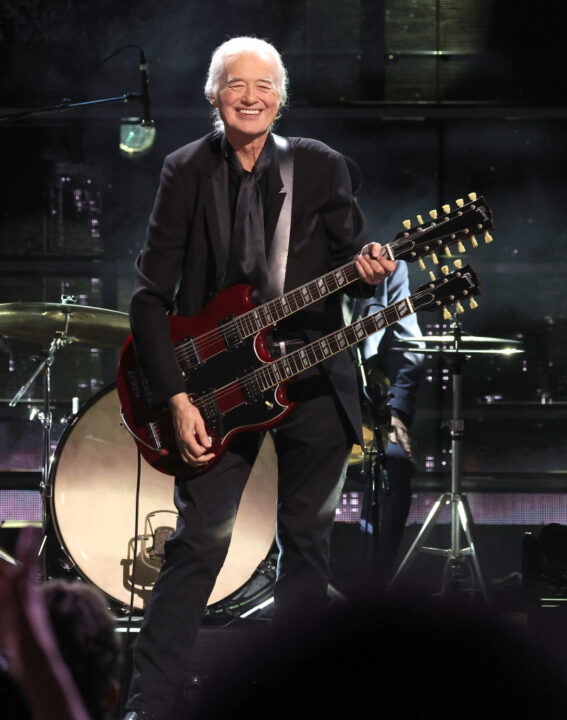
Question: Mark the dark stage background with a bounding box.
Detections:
[1,0,567,597]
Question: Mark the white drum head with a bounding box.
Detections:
[50,386,277,611]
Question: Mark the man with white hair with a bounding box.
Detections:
[123,36,394,720]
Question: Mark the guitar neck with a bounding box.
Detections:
[235,244,396,338]
[250,296,415,393]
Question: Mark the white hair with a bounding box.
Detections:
[204,36,289,132]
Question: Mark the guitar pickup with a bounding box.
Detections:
[219,315,242,349]
[199,395,224,436]
[241,376,263,404]
[175,336,202,374]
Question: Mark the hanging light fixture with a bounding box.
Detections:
[120,117,156,156]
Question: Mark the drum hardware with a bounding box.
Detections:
[7,296,81,575]
[391,332,523,357]
[388,319,489,602]
[351,346,397,575]
[136,511,176,571]
[1,296,131,576]
[0,521,43,565]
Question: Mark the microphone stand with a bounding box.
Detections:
[0,93,142,122]
[0,92,144,124]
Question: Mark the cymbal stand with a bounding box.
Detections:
[9,303,75,574]
[388,320,488,602]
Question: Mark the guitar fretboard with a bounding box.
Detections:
[235,261,361,337]
[253,298,415,390]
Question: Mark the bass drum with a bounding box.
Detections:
[50,385,278,613]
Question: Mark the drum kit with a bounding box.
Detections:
[1,296,525,606]
[0,297,278,616]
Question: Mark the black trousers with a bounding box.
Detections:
[126,387,352,718]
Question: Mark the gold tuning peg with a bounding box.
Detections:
[453,259,463,269]
[456,198,464,208]
[429,209,438,220]
[441,265,449,276]
[445,246,453,258]
[442,204,450,214]
[429,271,436,281]
[419,258,426,270]
[484,231,494,244]
[417,214,424,224]
[403,219,411,229]
[457,240,466,253]
[471,234,479,248]
[456,301,465,314]
[469,297,479,310]
[443,307,452,320]
[431,252,439,265]
[468,192,477,201]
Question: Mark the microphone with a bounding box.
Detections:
[139,49,153,127]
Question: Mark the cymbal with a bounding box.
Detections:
[0,302,130,348]
[400,348,523,356]
[393,333,523,356]
[397,333,522,345]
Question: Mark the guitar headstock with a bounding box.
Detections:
[411,264,481,319]
[389,193,494,273]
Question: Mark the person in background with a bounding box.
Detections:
[0,527,121,720]
[351,259,424,582]
[342,163,423,583]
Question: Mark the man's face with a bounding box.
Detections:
[215,52,280,144]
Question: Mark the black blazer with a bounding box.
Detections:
[130,132,372,444]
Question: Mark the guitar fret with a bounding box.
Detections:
[353,320,365,340]
[396,298,414,318]
[263,305,274,324]
[269,301,284,322]
[328,334,341,354]
[371,312,386,332]
[384,305,401,325]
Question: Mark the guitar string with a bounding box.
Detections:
[187,281,452,414]
[172,214,480,363]
[173,216,485,365]
[173,205,487,365]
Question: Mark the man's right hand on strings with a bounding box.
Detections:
[169,393,216,467]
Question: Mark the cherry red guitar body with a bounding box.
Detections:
[116,284,295,476]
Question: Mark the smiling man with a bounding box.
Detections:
[123,37,394,720]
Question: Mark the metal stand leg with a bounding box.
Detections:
[9,301,76,578]
[388,323,488,603]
